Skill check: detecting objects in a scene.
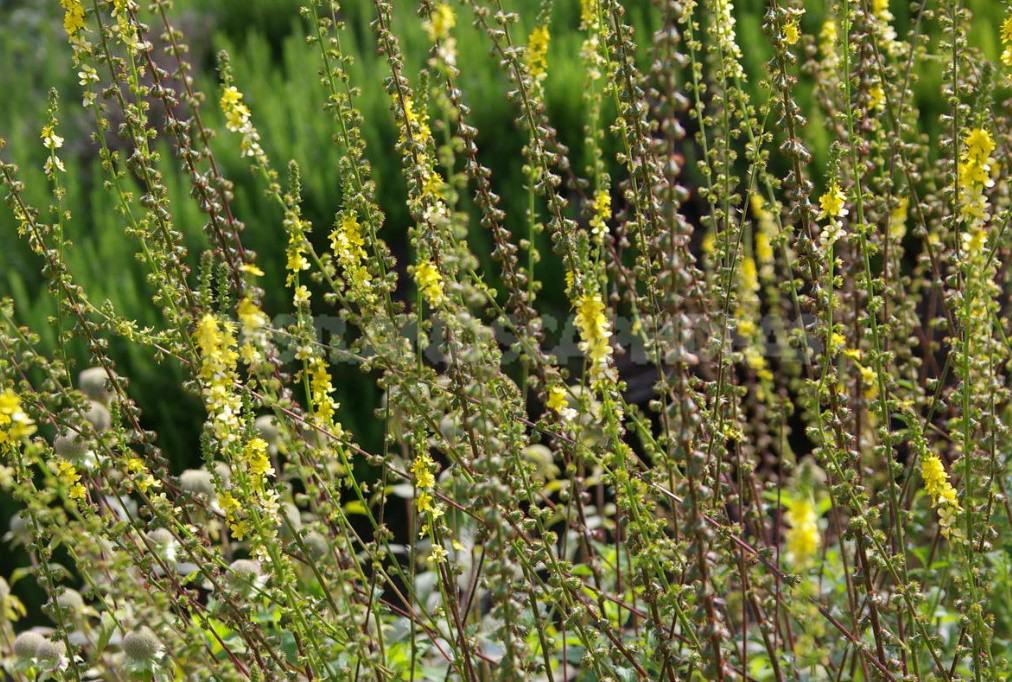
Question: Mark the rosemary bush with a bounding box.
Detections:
[2,0,1012,679]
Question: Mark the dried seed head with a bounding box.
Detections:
[8,512,26,535]
[146,528,178,566]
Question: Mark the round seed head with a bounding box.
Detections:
[13,631,43,659]
[122,627,160,661]
[9,512,26,535]
[54,431,89,461]
[178,468,215,494]
[146,528,179,567]
[78,367,114,403]
[53,588,84,616]
[213,462,232,486]
[278,502,302,539]
[146,528,174,546]
[304,531,328,561]
[35,637,67,664]
[83,401,111,433]
[254,415,280,444]
[227,559,262,589]
[438,414,459,440]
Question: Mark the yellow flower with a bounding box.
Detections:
[817,182,847,220]
[867,84,884,112]
[921,454,962,540]
[1003,15,1012,65]
[40,126,64,151]
[784,496,820,567]
[783,19,800,46]
[245,437,274,482]
[415,261,445,306]
[574,292,614,383]
[0,390,36,445]
[888,197,908,239]
[415,489,435,513]
[410,453,436,490]
[740,257,758,294]
[589,188,611,240]
[859,365,877,399]
[921,455,959,508]
[61,0,86,36]
[546,386,568,414]
[220,86,251,132]
[965,128,995,165]
[218,490,240,513]
[819,20,837,59]
[400,98,432,145]
[526,26,550,82]
[424,3,455,42]
[229,519,250,541]
[57,460,80,487]
[427,543,448,563]
[237,297,267,331]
